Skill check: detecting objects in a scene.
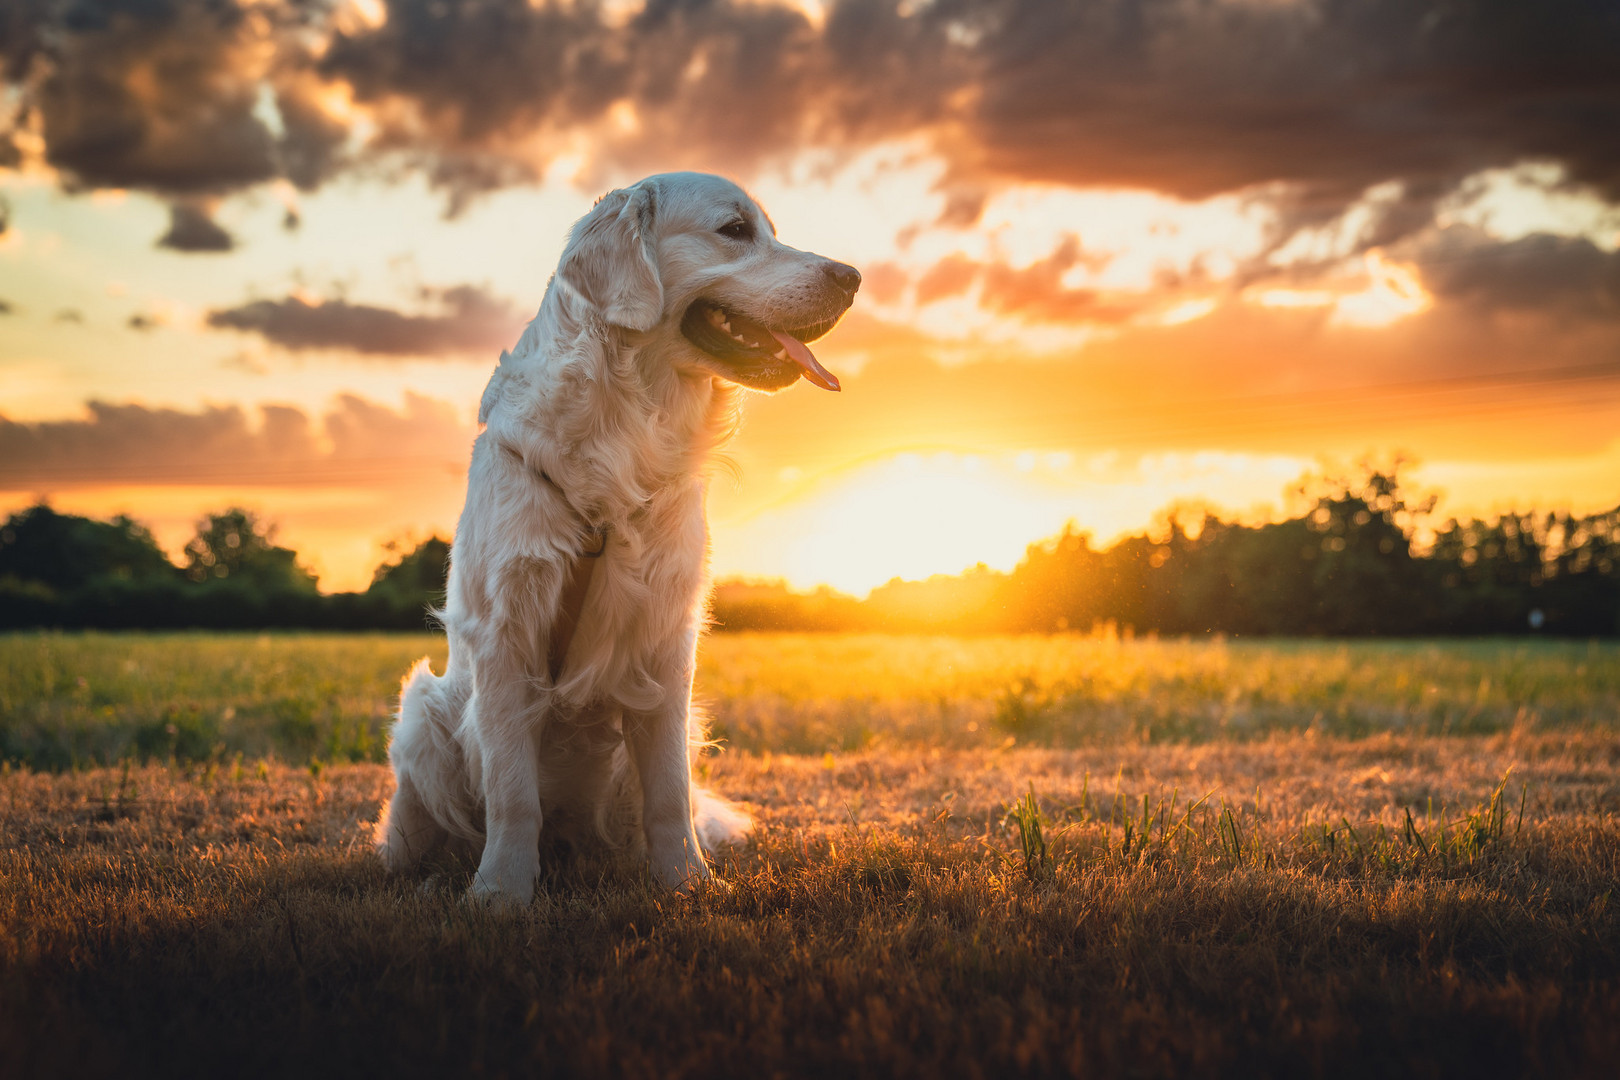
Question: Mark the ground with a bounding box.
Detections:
[2,634,1618,1078]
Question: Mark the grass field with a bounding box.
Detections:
[3,633,1619,1077]
[3,632,1616,767]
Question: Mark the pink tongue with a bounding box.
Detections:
[770,329,840,392]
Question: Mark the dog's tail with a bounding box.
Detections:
[685,702,753,854]
[586,736,752,856]
[381,657,481,848]
[692,785,753,854]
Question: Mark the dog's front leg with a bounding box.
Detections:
[627,665,709,891]
[467,647,545,907]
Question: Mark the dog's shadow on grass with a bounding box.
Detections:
[7,834,712,1077]
[398,833,670,908]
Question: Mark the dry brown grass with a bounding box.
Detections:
[4,734,1619,1078]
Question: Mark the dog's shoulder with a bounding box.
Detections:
[477,355,509,426]
[476,350,559,438]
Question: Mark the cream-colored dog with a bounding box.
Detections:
[377,173,858,904]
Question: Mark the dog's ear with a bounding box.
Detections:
[557,185,663,331]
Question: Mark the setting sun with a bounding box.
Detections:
[711,448,1322,597]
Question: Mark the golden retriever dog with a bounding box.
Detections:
[377,172,859,904]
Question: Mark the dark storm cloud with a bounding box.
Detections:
[961,1,1620,208]
[157,202,234,252]
[310,0,1620,232]
[0,1,344,208]
[271,76,352,192]
[0,0,963,212]
[0,0,51,83]
[3,1,1618,237]
[1413,228,1620,321]
[320,0,613,151]
[206,285,524,356]
[29,1,279,193]
[0,395,473,489]
[318,0,962,203]
[332,0,1620,214]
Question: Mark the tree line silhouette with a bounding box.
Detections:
[714,468,1619,637]
[0,506,449,631]
[2,467,1615,635]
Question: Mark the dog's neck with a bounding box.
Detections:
[487,280,743,527]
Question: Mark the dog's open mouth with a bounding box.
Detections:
[680,300,842,391]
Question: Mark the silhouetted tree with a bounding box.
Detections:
[369,536,451,599]
[709,580,867,631]
[1005,525,1108,632]
[1430,508,1620,635]
[345,536,453,629]
[183,508,317,592]
[0,504,175,591]
[1298,469,1431,634]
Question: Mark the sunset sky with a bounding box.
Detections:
[3,0,1619,595]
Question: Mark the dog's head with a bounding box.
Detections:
[557,172,859,392]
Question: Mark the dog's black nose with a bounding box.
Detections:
[824,261,861,293]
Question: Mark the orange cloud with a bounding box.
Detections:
[733,298,1620,487]
[0,394,473,490]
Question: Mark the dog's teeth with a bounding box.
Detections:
[731,332,746,343]
[773,347,788,361]
[707,308,726,327]
[720,319,732,333]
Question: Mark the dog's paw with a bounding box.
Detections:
[378,842,415,875]
[651,854,713,895]
[416,873,458,898]
[464,874,535,911]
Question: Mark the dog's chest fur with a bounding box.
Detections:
[449,305,739,716]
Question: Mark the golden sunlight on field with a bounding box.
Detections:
[3,630,1619,1077]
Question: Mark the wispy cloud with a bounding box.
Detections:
[206,285,524,356]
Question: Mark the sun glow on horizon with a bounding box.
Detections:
[709,449,1313,597]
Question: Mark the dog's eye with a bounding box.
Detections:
[717,219,754,242]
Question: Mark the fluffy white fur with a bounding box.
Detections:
[377,173,857,905]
